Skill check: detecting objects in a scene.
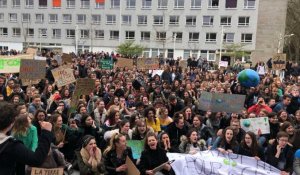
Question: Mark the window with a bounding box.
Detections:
[238,16,250,26]
[186,16,196,26]
[81,0,90,8]
[39,28,47,38]
[39,0,47,8]
[156,32,166,41]
[138,15,147,25]
[95,30,104,39]
[12,28,21,37]
[26,28,34,37]
[0,27,8,36]
[111,0,120,8]
[77,14,86,24]
[142,0,151,9]
[66,29,75,38]
[184,50,190,59]
[226,0,237,8]
[25,0,34,8]
[95,2,105,9]
[22,13,30,23]
[110,30,119,40]
[52,29,61,38]
[203,16,214,26]
[220,16,231,26]
[106,15,116,24]
[0,13,4,21]
[169,16,179,25]
[80,30,89,39]
[122,15,131,25]
[126,31,135,40]
[92,15,101,24]
[241,33,252,43]
[152,48,164,57]
[173,32,182,41]
[0,0,7,8]
[223,33,234,43]
[143,49,150,58]
[153,16,164,25]
[126,0,135,9]
[36,14,44,23]
[206,33,217,42]
[191,0,201,9]
[244,0,255,9]
[9,13,17,22]
[174,0,184,9]
[208,0,219,8]
[189,32,199,42]
[49,14,58,23]
[67,0,75,8]
[158,0,168,9]
[63,14,72,23]
[12,0,20,8]
[141,31,150,41]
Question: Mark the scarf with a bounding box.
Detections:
[80,147,102,172]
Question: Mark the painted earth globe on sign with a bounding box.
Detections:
[237,69,260,87]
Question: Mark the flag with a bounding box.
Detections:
[53,0,61,7]
[96,0,105,4]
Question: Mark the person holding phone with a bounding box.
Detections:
[247,97,272,115]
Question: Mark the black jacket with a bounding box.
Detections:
[166,122,188,152]
[0,130,53,175]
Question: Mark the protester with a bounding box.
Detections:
[179,129,207,154]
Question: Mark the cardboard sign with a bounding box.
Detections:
[126,156,140,175]
[31,168,64,175]
[115,58,134,69]
[240,117,270,134]
[19,60,46,80]
[0,55,33,73]
[179,60,188,68]
[137,58,159,70]
[219,61,228,67]
[51,66,76,87]
[127,140,144,159]
[62,53,73,63]
[22,79,40,86]
[26,48,37,55]
[198,92,245,113]
[272,53,286,70]
[100,59,113,69]
[74,78,95,96]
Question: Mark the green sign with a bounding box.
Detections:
[0,58,21,73]
[100,59,112,69]
[127,140,144,159]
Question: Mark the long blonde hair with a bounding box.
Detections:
[12,114,30,136]
[103,133,125,156]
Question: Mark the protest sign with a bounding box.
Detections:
[198,91,245,113]
[179,60,188,68]
[0,55,33,73]
[26,47,37,55]
[150,70,163,77]
[34,56,47,60]
[240,117,270,134]
[22,79,40,86]
[74,78,95,96]
[126,156,140,175]
[219,61,228,67]
[100,59,113,69]
[31,167,64,175]
[115,58,134,69]
[51,66,76,87]
[62,53,73,63]
[19,60,46,80]
[137,58,159,70]
[127,140,144,159]
[272,53,286,70]
[168,151,280,175]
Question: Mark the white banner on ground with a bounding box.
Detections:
[168,151,280,175]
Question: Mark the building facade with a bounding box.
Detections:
[0,0,287,63]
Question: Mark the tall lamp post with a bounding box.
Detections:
[277,33,294,53]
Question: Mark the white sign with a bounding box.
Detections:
[34,56,47,60]
[51,66,76,87]
[149,70,163,77]
[240,117,270,134]
[219,61,228,67]
[168,151,280,175]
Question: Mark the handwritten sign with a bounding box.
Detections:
[99,59,113,69]
[137,58,159,70]
[19,60,46,80]
[0,55,33,73]
[198,92,245,113]
[51,66,76,87]
[240,117,270,134]
[22,79,40,86]
[169,151,280,175]
[127,140,144,159]
[115,58,134,69]
[272,53,286,70]
[74,78,95,96]
[219,61,228,67]
[31,167,64,175]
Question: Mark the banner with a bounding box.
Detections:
[31,167,64,175]
[127,140,144,159]
[198,92,245,113]
[240,117,270,134]
[168,151,280,175]
[137,58,159,70]
[0,55,33,73]
[51,66,76,87]
[96,0,105,3]
[19,60,46,80]
[53,0,61,7]
[272,53,286,70]
[100,59,113,69]
[115,58,134,69]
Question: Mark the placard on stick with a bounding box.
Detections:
[19,60,46,80]
[74,78,95,96]
[115,58,134,69]
[272,53,286,70]
[31,167,64,175]
[51,66,76,88]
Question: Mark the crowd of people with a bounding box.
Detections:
[1,50,300,175]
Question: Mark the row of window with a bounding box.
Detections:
[0,13,251,27]
[0,0,256,9]
[0,27,253,43]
